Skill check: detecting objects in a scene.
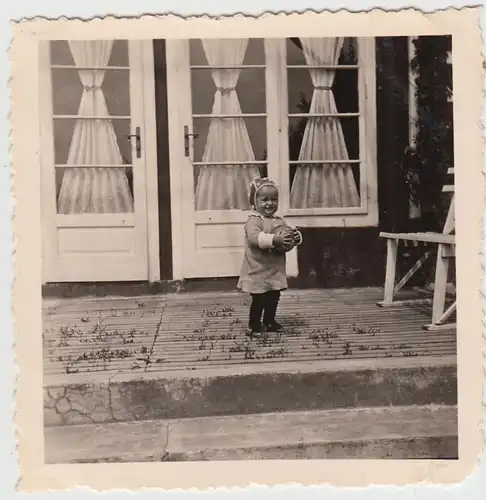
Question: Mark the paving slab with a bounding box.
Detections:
[45,404,458,463]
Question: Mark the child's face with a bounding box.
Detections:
[255,185,279,217]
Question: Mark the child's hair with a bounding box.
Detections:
[249,177,278,209]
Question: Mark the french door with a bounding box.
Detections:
[40,40,153,282]
[167,38,299,279]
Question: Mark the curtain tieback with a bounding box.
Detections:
[82,84,101,91]
[216,87,236,96]
[313,85,332,90]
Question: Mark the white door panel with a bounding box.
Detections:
[40,40,150,282]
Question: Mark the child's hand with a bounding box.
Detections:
[274,230,294,247]
[293,229,302,245]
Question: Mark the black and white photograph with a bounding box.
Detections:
[10,8,483,491]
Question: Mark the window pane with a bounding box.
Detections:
[192,117,267,164]
[108,40,129,66]
[52,68,130,116]
[193,164,266,211]
[50,41,75,65]
[50,40,129,66]
[191,68,266,115]
[51,69,82,115]
[286,37,357,65]
[288,114,361,209]
[53,118,132,165]
[56,167,134,214]
[340,38,358,65]
[288,116,360,162]
[103,69,131,116]
[287,68,358,114]
[190,38,265,65]
[332,68,359,114]
[289,163,361,209]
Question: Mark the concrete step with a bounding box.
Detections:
[44,356,457,426]
[45,404,458,463]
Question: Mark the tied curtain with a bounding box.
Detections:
[195,39,260,211]
[290,37,360,209]
[57,40,133,214]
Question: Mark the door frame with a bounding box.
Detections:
[141,40,161,282]
[39,40,160,284]
[165,39,187,280]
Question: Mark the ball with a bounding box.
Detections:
[271,224,296,252]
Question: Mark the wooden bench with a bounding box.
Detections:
[377,168,456,331]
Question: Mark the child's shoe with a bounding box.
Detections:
[246,324,263,338]
[263,321,283,332]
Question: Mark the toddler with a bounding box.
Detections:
[237,177,303,338]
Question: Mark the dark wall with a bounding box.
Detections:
[153,40,173,280]
[153,37,414,288]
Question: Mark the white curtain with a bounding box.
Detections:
[290,38,360,209]
[194,39,260,211]
[57,40,133,214]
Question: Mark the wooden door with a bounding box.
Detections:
[40,40,153,282]
[167,38,297,279]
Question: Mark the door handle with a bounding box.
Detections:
[184,125,199,157]
[126,126,141,159]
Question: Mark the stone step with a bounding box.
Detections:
[45,404,458,463]
[44,356,457,426]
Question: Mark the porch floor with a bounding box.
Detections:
[43,287,457,380]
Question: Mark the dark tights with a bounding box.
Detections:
[249,290,281,330]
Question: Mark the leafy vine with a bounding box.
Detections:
[400,36,453,231]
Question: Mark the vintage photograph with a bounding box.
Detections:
[10,8,484,491]
[40,32,458,462]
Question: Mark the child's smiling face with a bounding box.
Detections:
[255,185,279,217]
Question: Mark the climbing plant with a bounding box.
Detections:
[400,35,453,231]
